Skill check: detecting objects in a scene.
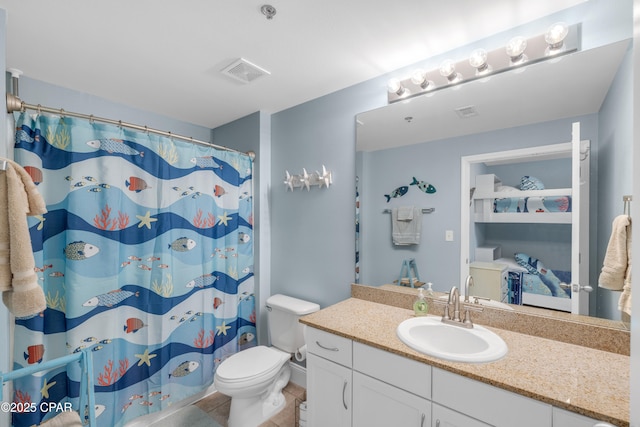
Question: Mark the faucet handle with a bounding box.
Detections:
[461,304,483,327]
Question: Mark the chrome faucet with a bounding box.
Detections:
[448,286,461,322]
[437,285,483,329]
[464,275,474,303]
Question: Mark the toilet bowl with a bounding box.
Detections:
[214,346,291,427]
[213,294,320,427]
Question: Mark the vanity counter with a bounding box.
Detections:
[300,298,629,427]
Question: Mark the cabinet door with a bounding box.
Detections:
[432,403,491,427]
[432,368,552,427]
[307,353,352,427]
[553,407,615,427]
[353,372,430,427]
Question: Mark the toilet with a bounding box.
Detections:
[214,294,320,427]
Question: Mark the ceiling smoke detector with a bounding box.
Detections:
[261,4,277,20]
[221,58,271,84]
[454,105,479,118]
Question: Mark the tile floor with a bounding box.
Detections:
[194,382,306,427]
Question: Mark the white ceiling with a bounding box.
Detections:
[0,0,585,130]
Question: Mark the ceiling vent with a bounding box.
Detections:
[454,105,479,119]
[221,58,271,83]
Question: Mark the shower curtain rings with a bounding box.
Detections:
[89,115,95,124]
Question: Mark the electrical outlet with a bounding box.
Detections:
[445,230,454,241]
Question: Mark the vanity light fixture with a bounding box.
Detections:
[439,60,463,84]
[505,36,528,65]
[386,22,579,104]
[469,49,491,76]
[544,22,569,55]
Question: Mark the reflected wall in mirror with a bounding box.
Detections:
[355,5,632,325]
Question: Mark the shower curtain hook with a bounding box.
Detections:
[89,114,94,124]
[36,104,42,116]
[118,120,123,129]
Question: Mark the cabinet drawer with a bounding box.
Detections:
[353,342,431,399]
[433,368,552,427]
[306,327,352,367]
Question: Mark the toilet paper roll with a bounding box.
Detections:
[294,345,307,362]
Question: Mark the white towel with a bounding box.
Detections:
[598,214,632,315]
[392,206,422,245]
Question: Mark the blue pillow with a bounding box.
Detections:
[520,176,544,190]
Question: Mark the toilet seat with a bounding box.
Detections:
[215,346,290,384]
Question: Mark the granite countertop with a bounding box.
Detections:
[300,298,629,427]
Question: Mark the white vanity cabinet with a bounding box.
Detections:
[305,328,353,427]
[306,327,606,427]
[553,407,616,427]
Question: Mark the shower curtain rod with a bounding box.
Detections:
[6,93,255,159]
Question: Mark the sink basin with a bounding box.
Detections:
[437,295,514,311]
[396,316,508,363]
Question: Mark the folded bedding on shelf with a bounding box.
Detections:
[493,195,571,213]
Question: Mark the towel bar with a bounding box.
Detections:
[383,208,434,214]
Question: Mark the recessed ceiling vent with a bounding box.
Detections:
[454,105,479,119]
[221,58,271,83]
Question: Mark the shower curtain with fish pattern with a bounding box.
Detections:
[10,112,255,427]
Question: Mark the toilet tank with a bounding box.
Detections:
[266,294,320,353]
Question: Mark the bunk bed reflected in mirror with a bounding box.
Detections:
[355,38,632,326]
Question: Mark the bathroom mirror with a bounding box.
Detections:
[355,39,632,327]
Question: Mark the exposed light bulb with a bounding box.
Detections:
[506,36,528,65]
[545,22,569,55]
[387,78,405,96]
[410,69,434,90]
[469,49,491,75]
[439,60,462,84]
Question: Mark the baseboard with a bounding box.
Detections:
[288,360,307,389]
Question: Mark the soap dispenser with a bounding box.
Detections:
[413,288,429,316]
[425,282,434,296]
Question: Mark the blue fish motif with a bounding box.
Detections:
[16,129,38,144]
[86,138,144,157]
[168,237,197,252]
[410,177,436,194]
[190,156,221,169]
[169,361,200,378]
[83,289,139,307]
[64,241,100,260]
[384,186,408,203]
[186,274,218,288]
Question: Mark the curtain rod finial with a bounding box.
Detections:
[6,93,23,113]
[247,151,256,160]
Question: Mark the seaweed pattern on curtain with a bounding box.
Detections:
[11,113,255,427]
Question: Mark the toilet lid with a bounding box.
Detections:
[216,346,289,382]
